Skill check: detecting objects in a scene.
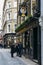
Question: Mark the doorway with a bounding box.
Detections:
[25,31,30,56]
[33,27,38,60]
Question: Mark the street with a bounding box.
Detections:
[0,49,26,65]
[0,49,38,65]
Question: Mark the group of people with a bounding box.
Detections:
[10,40,23,58]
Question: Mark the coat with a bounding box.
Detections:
[18,42,23,54]
[10,45,15,53]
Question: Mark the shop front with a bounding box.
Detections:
[22,26,39,62]
[15,17,41,63]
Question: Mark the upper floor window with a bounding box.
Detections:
[15,24,17,29]
[7,12,11,20]
[8,25,10,32]
[9,13,10,19]
[8,1,11,8]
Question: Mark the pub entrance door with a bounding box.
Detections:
[33,27,38,60]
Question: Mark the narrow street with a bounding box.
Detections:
[0,49,38,65]
[0,49,27,65]
[0,0,41,65]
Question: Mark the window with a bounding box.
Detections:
[15,24,17,29]
[7,13,9,20]
[8,25,10,32]
[9,13,10,19]
[14,0,17,7]
[7,13,11,20]
[8,12,11,20]
[8,1,11,8]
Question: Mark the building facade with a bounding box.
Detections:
[15,0,41,64]
[2,0,17,47]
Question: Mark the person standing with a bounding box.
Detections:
[16,43,19,56]
[18,42,23,57]
[10,44,15,57]
[16,39,23,57]
[16,39,19,56]
[10,41,15,57]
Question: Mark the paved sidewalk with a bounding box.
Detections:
[0,49,38,65]
[17,56,38,65]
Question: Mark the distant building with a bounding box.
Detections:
[2,0,17,47]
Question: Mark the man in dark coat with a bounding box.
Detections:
[10,40,16,58]
[10,44,15,57]
[18,42,23,57]
[16,39,23,57]
[15,39,18,56]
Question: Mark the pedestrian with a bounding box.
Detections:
[10,41,15,57]
[16,39,19,56]
[18,41,23,57]
[16,39,23,57]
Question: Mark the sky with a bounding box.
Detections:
[0,0,4,29]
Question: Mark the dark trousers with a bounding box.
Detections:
[11,52,14,57]
[19,49,22,57]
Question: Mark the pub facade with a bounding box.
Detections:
[15,0,41,65]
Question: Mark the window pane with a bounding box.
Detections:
[8,25,10,32]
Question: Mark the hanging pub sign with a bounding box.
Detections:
[19,3,28,16]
